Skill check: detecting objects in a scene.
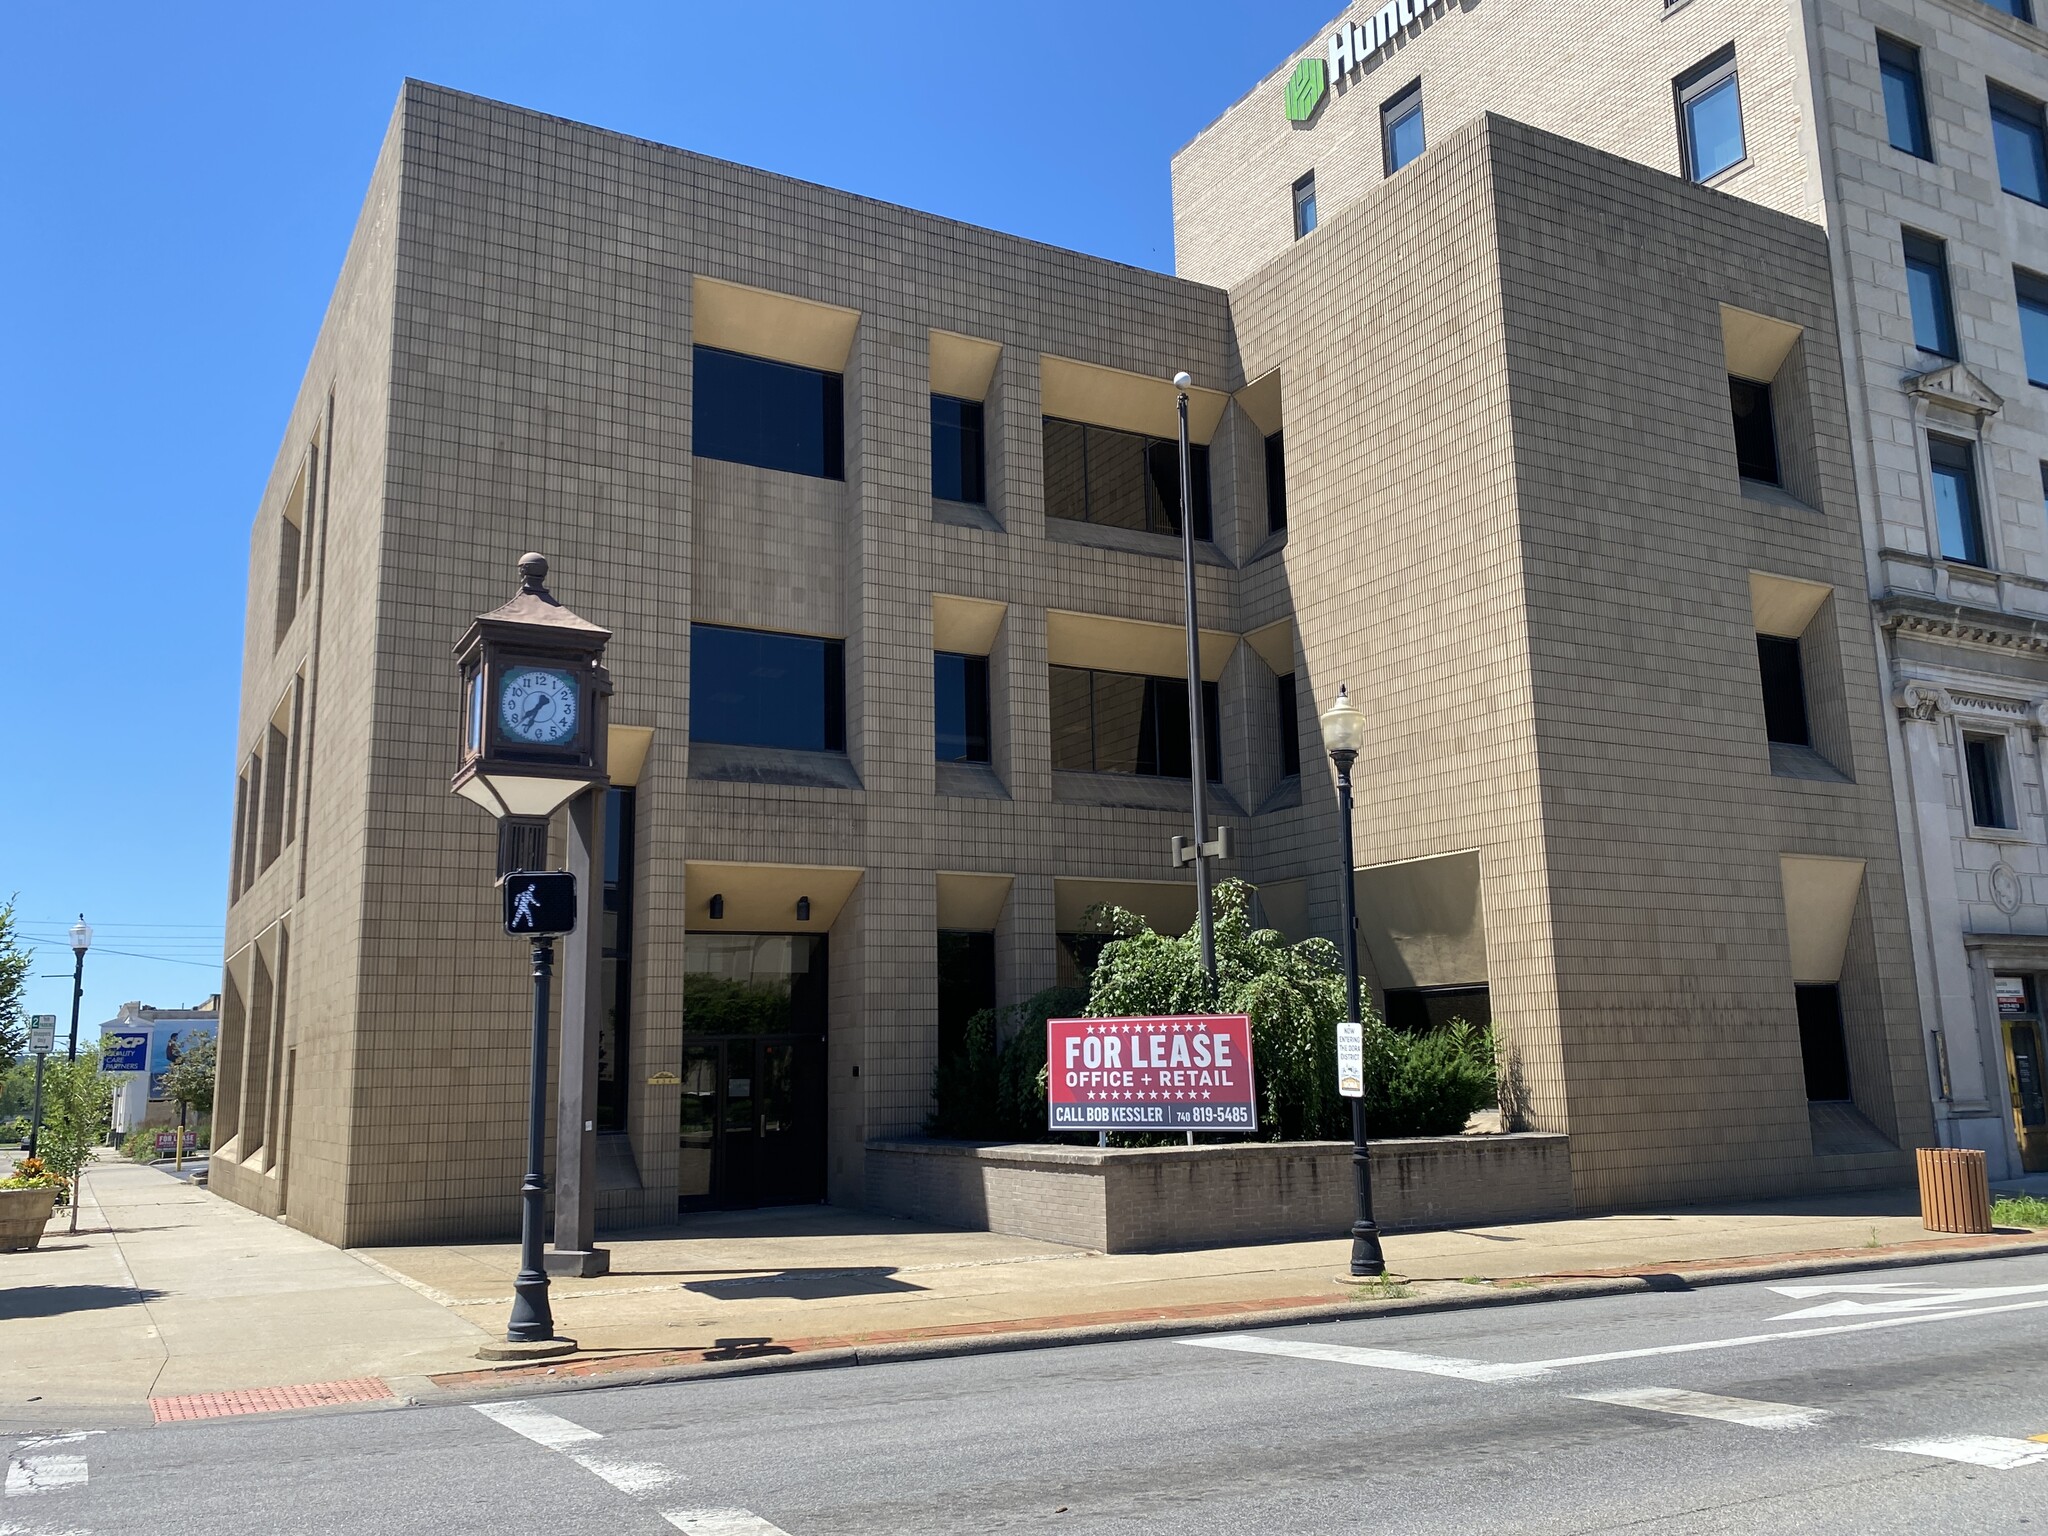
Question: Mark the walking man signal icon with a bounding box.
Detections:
[501,871,577,937]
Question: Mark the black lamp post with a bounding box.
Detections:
[1320,685,1386,1278]
[451,553,612,1348]
[65,915,92,1060]
[1172,371,1218,984]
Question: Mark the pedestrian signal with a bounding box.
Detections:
[501,870,577,937]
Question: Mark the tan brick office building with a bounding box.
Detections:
[1181,0,2048,1177]
[212,78,1932,1248]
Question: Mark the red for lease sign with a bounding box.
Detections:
[1047,1015,1258,1133]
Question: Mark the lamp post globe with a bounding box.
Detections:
[69,917,93,955]
[65,913,91,1060]
[1321,685,1386,1278]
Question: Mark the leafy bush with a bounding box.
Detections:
[121,1129,159,1163]
[1370,1019,1497,1138]
[0,1115,27,1146]
[1994,1195,2048,1230]
[0,1155,66,1193]
[928,987,1088,1140]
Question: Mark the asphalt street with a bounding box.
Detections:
[8,1252,2048,1535]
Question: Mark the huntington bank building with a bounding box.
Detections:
[216,3,2043,1248]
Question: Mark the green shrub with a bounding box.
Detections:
[0,1115,26,1146]
[928,986,1088,1140]
[1994,1195,2048,1230]
[1372,1019,1498,1138]
[121,1128,159,1163]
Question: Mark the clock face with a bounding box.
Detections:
[498,666,580,747]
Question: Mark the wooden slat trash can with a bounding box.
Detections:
[1917,1147,1993,1234]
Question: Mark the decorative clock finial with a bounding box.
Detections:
[517,552,550,595]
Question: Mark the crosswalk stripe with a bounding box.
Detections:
[1876,1436,2048,1470]
[471,1401,602,1450]
[1180,1333,1547,1381]
[665,1512,793,1536]
[3,1457,88,1498]
[1572,1388,1830,1430]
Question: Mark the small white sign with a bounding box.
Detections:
[28,1016,57,1056]
[1336,1020,1365,1099]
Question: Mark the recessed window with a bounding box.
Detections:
[1966,733,2016,830]
[1929,435,1987,566]
[1292,172,1318,240]
[1757,636,1811,746]
[1991,85,2048,206]
[1381,82,1426,175]
[1277,672,1301,777]
[1677,49,1746,183]
[1795,984,1853,1102]
[935,651,992,764]
[1878,36,1933,161]
[937,931,998,1062]
[1042,418,1212,540]
[689,624,846,752]
[1903,232,1959,360]
[932,395,986,505]
[693,347,845,480]
[1049,666,1222,782]
[599,786,635,1134]
[1730,376,1780,484]
[1981,0,2035,21]
[2018,268,2048,388]
[1265,432,1288,534]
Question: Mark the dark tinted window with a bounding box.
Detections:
[1729,376,1780,484]
[1049,666,1222,781]
[694,347,844,479]
[1878,36,1932,160]
[1277,673,1301,776]
[932,395,986,504]
[937,931,998,1061]
[1042,418,1212,539]
[1930,435,1986,566]
[1265,432,1288,533]
[690,624,846,751]
[1756,636,1810,746]
[1903,232,1959,358]
[2018,267,2048,387]
[599,788,635,1133]
[1795,984,1852,1102]
[1966,734,2013,828]
[935,652,992,764]
[1991,86,2048,205]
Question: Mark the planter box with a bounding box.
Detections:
[0,1186,60,1252]
[866,1134,1572,1253]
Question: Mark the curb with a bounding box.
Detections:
[404,1230,2048,1409]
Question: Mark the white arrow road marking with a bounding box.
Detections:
[1876,1436,2048,1470]
[473,1402,791,1531]
[1572,1388,1831,1430]
[1767,1281,2048,1321]
[3,1459,87,1499]
[1181,1334,1548,1381]
[664,1513,793,1535]
[472,1402,679,1496]
[0,1523,93,1536]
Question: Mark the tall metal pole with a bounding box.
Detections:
[507,936,557,1342]
[1174,373,1216,985]
[1333,748,1386,1277]
[65,947,85,1061]
[26,1055,46,1160]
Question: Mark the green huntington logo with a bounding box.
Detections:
[1284,57,1327,123]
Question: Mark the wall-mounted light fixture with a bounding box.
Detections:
[708,894,725,920]
[796,896,812,922]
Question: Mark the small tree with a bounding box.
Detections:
[0,897,30,1070]
[160,1034,216,1162]
[39,1048,114,1233]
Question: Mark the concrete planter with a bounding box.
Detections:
[0,1186,61,1252]
[866,1134,1573,1253]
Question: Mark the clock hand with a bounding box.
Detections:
[521,694,551,729]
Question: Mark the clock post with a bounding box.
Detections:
[451,553,613,1351]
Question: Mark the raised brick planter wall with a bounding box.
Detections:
[865,1134,1572,1252]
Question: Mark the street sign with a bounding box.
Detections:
[100,1030,151,1074]
[1336,1020,1365,1099]
[1047,1015,1257,1133]
[502,870,577,937]
[28,1016,56,1056]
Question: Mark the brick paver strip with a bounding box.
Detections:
[150,1377,395,1423]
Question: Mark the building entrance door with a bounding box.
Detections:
[678,1035,826,1209]
[1995,975,2048,1174]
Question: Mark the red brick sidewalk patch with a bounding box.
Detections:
[151,1377,395,1423]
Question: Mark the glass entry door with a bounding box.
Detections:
[677,1034,827,1210]
[1996,975,2048,1174]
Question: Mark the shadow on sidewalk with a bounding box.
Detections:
[682,1267,925,1301]
[0,1284,164,1320]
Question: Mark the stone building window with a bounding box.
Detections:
[931,395,986,505]
[689,624,846,752]
[2017,267,2048,387]
[1276,673,1301,778]
[1879,36,1933,161]
[1042,418,1212,540]
[1756,636,1810,747]
[1049,665,1221,781]
[693,347,845,480]
[1903,232,1960,360]
[935,651,992,764]
[1929,435,1988,566]
[1981,0,2035,24]
[1381,81,1426,175]
[1292,172,1317,240]
[1729,376,1780,484]
[1991,84,2048,206]
[1676,48,1746,183]
[1265,432,1287,533]
[1796,984,1853,1102]
[1965,733,2016,830]
[598,787,635,1134]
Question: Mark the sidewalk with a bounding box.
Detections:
[5,1154,2043,1428]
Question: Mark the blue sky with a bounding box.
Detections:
[2,1,1333,1040]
